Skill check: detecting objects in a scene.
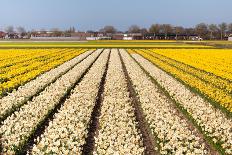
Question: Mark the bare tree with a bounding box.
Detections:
[4,26,14,33]
[128,25,141,33]
[140,28,148,34]
[50,28,63,37]
[184,28,195,38]
[29,29,37,37]
[208,24,218,40]
[174,26,184,40]
[16,26,26,37]
[87,30,95,33]
[227,23,232,34]
[66,27,76,33]
[99,25,117,34]
[70,27,76,33]
[218,22,227,40]
[160,24,173,39]
[16,26,26,33]
[195,23,208,39]
[149,24,160,34]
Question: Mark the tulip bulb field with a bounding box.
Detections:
[0,44,232,155]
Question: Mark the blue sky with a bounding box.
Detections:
[0,0,232,31]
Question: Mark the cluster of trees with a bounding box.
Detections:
[2,22,232,40]
[98,23,232,40]
[3,26,76,37]
[4,26,27,36]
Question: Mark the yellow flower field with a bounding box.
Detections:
[136,49,232,113]
[0,48,87,96]
[0,47,231,154]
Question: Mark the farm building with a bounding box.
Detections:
[144,33,199,40]
[123,33,143,40]
[112,33,124,40]
[4,33,20,39]
[71,32,92,40]
[228,34,232,41]
[0,31,6,38]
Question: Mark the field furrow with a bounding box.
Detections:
[30,49,110,154]
[0,49,67,74]
[0,49,102,154]
[139,49,232,113]
[153,49,232,81]
[121,49,213,155]
[0,46,231,154]
[94,49,145,155]
[133,52,232,154]
[0,49,75,80]
[0,49,92,121]
[119,50,159,155]
[147,49,232,94]
[0,49,87,96]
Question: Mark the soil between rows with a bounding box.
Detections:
[119,49,160,155]
[21,50,103,154]
[0,50,94,123]
[82,50,111,155]
[131,50,220,155]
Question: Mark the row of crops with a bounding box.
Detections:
[134,49,232,113]
[0,48,89,97]
[0,48,231,154]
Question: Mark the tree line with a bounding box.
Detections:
[2,22,232,40]
[100,23,232,40]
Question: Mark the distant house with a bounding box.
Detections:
[190,36,203,41]
[31,31,52,37]
[123,34,133,40]
[123,33,143,40]
[228,34,232,41]
[0,31,6,38]
[71,32,92,40]
[5,33,19,39]
[86,36,111,40]
[112,33,124,40]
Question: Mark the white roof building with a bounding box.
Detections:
[228,34,232,41]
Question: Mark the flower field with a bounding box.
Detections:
[0,47,231,154]
[134,49,232,113]
[0,48,88,96]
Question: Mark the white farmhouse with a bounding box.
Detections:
[123,34,133,40]
[228,34,232,41]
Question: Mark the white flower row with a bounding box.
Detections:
[0,49,102,154]
[30,49,110,154]
[120,49,209,155]
[94,49,144,155]
[0,49,93,120]
[132,53,232,154]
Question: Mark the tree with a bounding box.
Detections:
[16,26,26,37]
[140,28,148,34]
[4,26,14,33]
[128,25,141,33]
[174,26,184,40]
[184,28,195,39]
[159,24,173,39]
[29,29,37,37]
[218,22,227,40]
[86,30,95,33]
[149,24,160,34]
[195,23,208,39]
[227,23,232,34]
[66,27,75,33]
[50,28,63,37]
[208,24,218,40]
[99,25,117,34]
